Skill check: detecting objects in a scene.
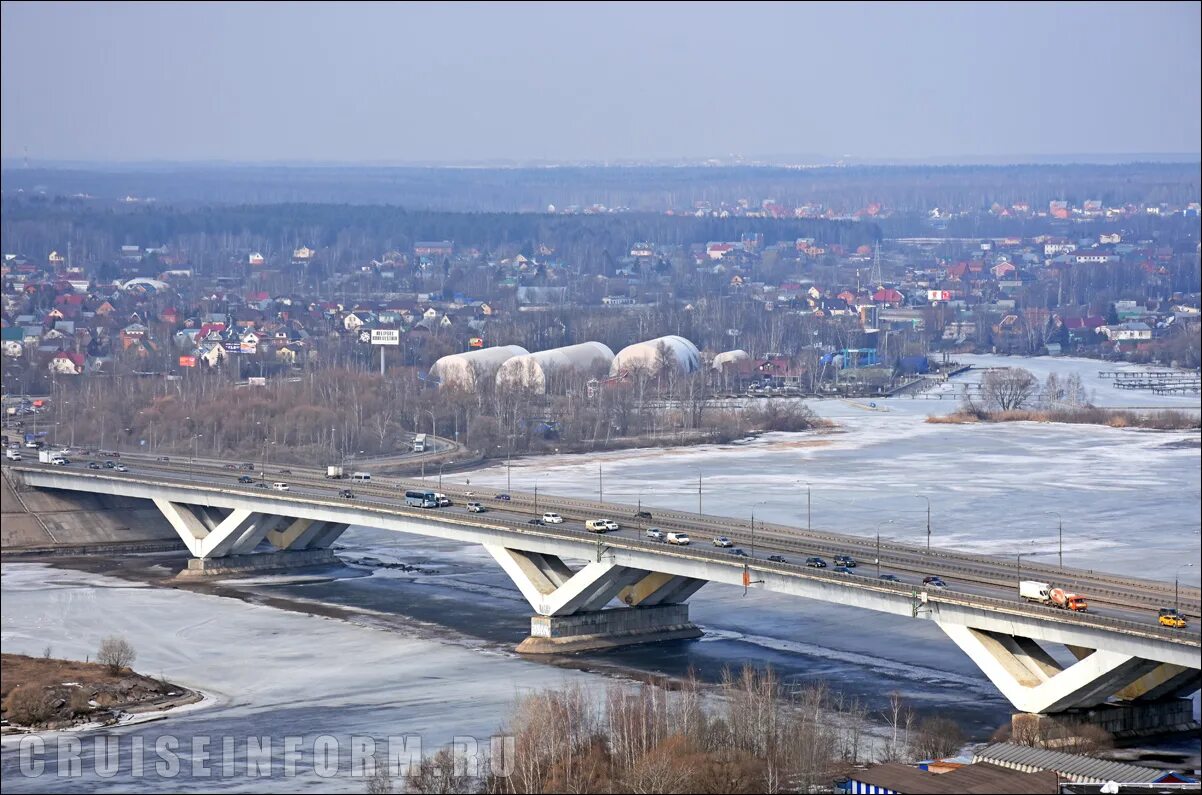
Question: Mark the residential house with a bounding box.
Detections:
[48,351,85,375]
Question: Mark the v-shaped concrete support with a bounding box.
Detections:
[485,546,705,616]
[153,499,347,559]
[940,623,1162,714]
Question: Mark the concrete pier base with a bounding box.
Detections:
[1013,698,1199,742]
[177,548,339,577]
[516,604,703,654]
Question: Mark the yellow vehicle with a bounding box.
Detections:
[1158,608,1187,629]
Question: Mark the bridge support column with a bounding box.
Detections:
[152,499,349,575]
[485,545,704,653]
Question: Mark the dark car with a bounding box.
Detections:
[104,461,116,469]
[730,548,749,557]
[527,518,544,525]
[255,482,268,488]
[878,574,901,583]
[278,469,291,475]
[156,456,170,462]
[238,475,254,483]
[495,493,511,501]
[88,462,101,469]
[339,489,354,499]
[833,565,854,575]
[240,463,255,470]
[922,576,947,589]
[833,554,857,568]
[634,510,653,520]
[223,463,237,470]
[804,557,827,568]
[767,554,787,563]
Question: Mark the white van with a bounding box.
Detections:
[585,519,609,533]
[4,449,20,461]
[351,472,372,482]
[271,482,290,491]
[666,532,691,546]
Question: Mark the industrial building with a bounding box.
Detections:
[495,342,615,393]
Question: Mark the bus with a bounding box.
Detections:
[404,490,438,508]
[412,434,427,453]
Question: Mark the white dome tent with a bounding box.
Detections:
[428,345,529,390]
[495,342,615,393]
[609,335,702,377]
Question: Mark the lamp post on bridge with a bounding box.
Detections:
[914,494,931,552]
[1044,510,1064,570]
[1176,563,1197,616]
[875,518,897,579]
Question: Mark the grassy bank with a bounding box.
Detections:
[926,407,1200,430]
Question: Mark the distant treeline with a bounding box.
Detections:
[0,200,879,259]
[2,161,1198,212]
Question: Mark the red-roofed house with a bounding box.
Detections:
[48,351,85,375]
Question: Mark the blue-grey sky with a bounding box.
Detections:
[2,1,1199,164]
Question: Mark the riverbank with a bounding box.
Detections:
[1,653,203,734]
[926,406,1200,430]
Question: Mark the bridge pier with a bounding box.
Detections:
[178,548,340,577]
[1012,697,1199,742]
[485,545,705,653]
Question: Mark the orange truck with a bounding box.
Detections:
[1050,587,1088,612]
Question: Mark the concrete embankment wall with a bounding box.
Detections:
[1,469,181,551]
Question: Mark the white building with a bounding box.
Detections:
[610,335,701,376]
[429,345,529,390]
[495,342,615,393]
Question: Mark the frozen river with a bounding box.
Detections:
[2,354,1199,790]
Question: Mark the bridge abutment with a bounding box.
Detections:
[177,548,340,576]
[516,604,702,654]
[1012,697,1200,742]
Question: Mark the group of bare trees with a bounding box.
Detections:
[370,665,960,795]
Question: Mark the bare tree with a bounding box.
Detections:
[981,367,1038,411]
[366,752,394,794]
[97,636,136,674]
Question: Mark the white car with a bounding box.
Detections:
[115,464,128,472]
[645,528,666,541]
[271,482,290,491]
[666,532,691,546]
[713,536,734,548]
[603,519,620,531]
[466,502,486,513]
[542,513,564,524]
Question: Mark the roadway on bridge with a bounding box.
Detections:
[11,452,1199,638]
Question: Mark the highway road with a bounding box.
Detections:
[10,449,1200,638]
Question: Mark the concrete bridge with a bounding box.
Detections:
[4,460,1200,731]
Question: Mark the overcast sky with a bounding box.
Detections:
[2,1,1199,164]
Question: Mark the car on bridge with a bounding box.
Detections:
[467,502,486,513]
[585,519,609,533]
[115,464,128,472]
[878,574,901,583]
[542,513,564,524]
[922,576,948,589]
[278,469,292,475]
[645,528,666,541]
[713,536,734,548]
[156,456,170,462]
[602,519,620,531]
[240,463,254,470]
[804,557,827,568]
[271,482,290,491]
[833,555,857,568]
[833,566,854,575]
[339,489,354,499]
[104,461,116,469]
[634,510,653,520]
[1159,608,1188,629]
[224,463,237,470]
[495,493,511,501]
[238,475,254,483]
[767,554,787,563]
[527,518,544,526]
[88,462,101,469]
[730,548,749,557]
[666,532,691,546]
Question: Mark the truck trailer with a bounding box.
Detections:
[1020,580,1087,611]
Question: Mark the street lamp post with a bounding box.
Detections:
[697,471,703,517]
[438,462,445,491]
[598,464,603,504]
[1044,511,1063,570]
[876,519,896,579]
[1176,563,1197,615]
[534,484,539,517]
[807,483,812,530]
[915,495,931,552]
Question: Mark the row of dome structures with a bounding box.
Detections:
[428,336,753,392]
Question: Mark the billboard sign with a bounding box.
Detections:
[927,290,952,302]
[222,341,241,353]
[179,355,197,368]
[370,329,400,346]
[240,340,258,354]
[469,337,484,349]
